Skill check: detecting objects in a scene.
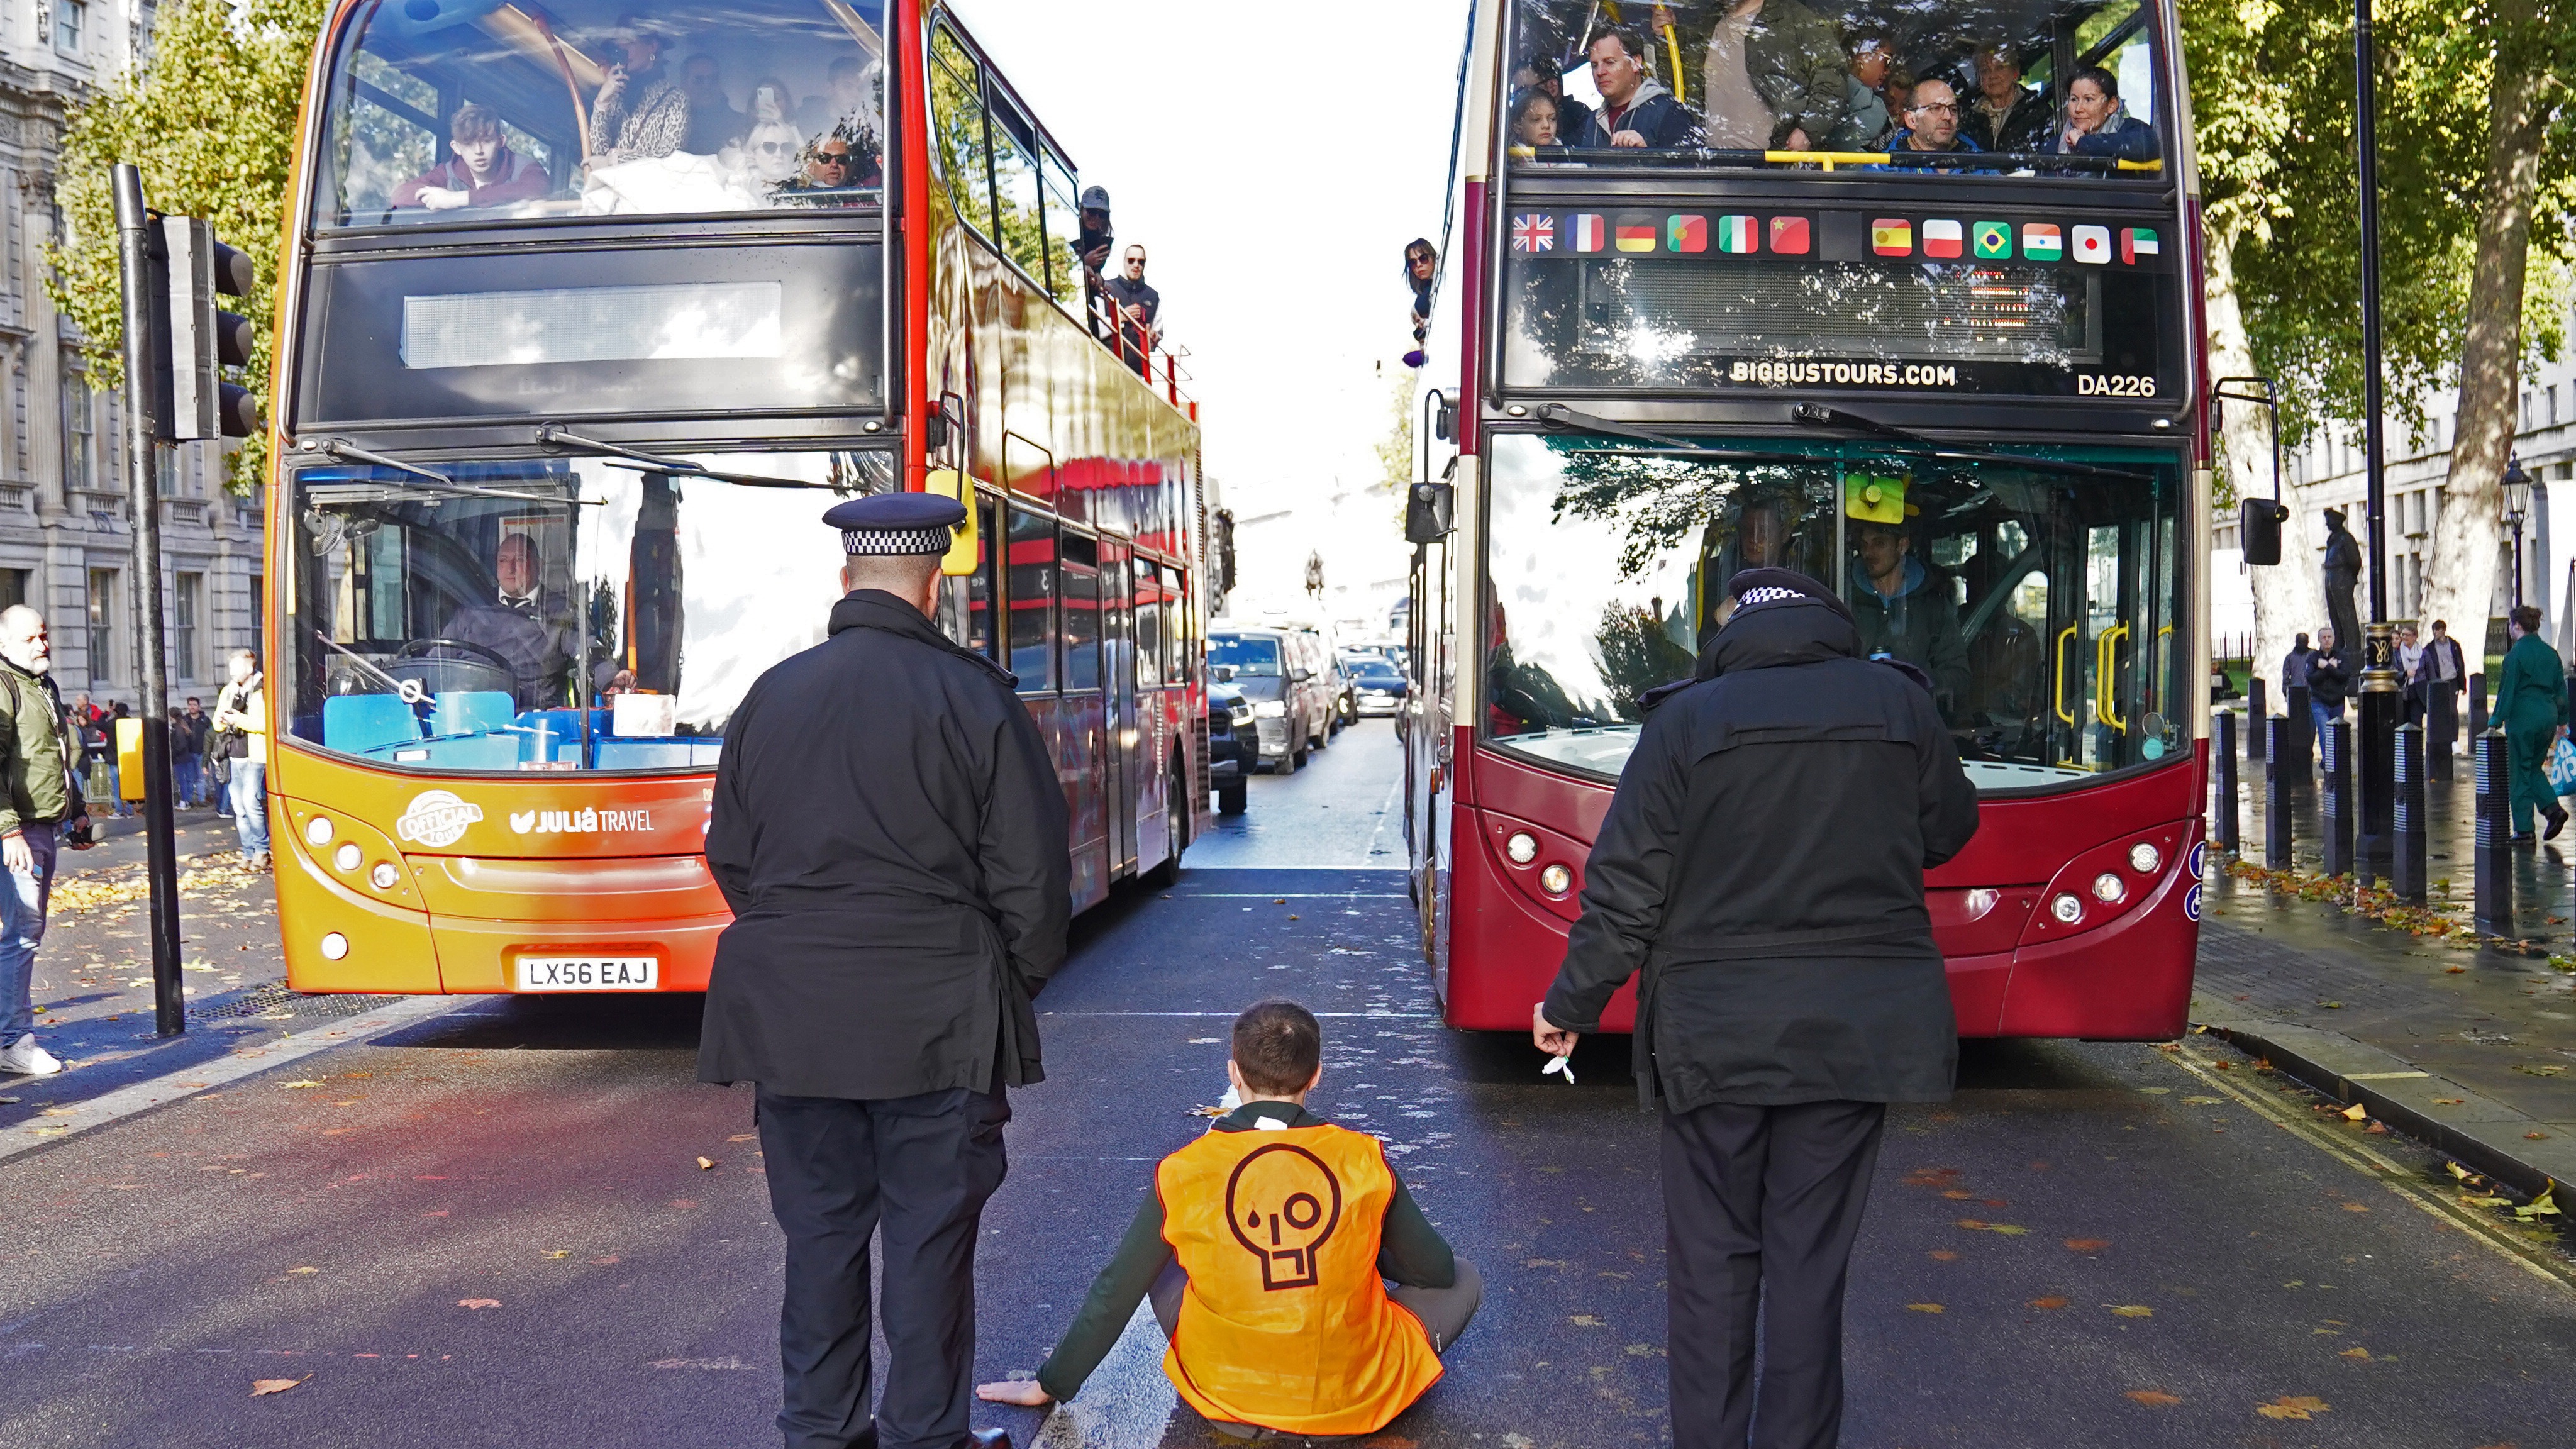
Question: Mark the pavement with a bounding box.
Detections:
[2,719,2573,1445]
[2199,713,2576,1201]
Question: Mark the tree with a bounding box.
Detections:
[47,0,323,494]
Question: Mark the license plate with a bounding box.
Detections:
[515,956,658,991]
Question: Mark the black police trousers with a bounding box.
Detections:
[1663,1099,1887,1449]
[757,1084,1010,1449]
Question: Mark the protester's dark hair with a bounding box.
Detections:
[2294,632,2309,646]
[2513,604,2543,633]
[1404,238,1436,275]
[1587,23,1651,69]
[1232,999,1322,1096]
[2071,65,2119,99]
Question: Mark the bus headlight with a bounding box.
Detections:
[2128,842,2163,874]
[370,862,399,891]
[333,842,362,872]
[2049,893,2084,924]
[1506,832,1538,864]
[319,932,349,961]
[304,815,334,847]
[1539,863,1574,896]
[1252,700,1287,718]
[2092,872,2126,903]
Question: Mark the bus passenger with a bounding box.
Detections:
[977,999,1478,1440]
[1967,45,2053,153]
[680,53,748,155]
[774,130,878,204]
[794,57,884,145]
[1849,519,1970,709]
[1824,34,1896,150]
[1580,25,1703,149]
[391,104,550,213]
[439,532,577,710]
[2051,66,2158,165]
[1732,0,1849,151]
[1883,79,1987,173]
[1104,246,1162,375]
[1074,186,1116,338]
[587,19,688,165]
[1509,89,1565,152]
[1509,49,1592,145]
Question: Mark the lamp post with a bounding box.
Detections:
[2503,455,2532,608]
[2352,0,2397,884]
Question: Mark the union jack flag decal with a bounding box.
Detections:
[1511,213,1555,252]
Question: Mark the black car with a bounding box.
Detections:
[1343,655,1409,718]
[1205,678,1252,814]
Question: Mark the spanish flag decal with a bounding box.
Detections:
[1871,218,1911,257]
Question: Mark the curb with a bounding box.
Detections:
[2194,1009,2575,1200]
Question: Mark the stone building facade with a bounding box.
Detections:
[0,0,263,713]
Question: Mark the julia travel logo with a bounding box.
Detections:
[395,790,484,848]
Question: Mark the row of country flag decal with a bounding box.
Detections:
[1514,213,2162,264]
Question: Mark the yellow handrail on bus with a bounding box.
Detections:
[2097,622,2133,731]
[1502,147,2165,175]
[2054,625,2079,725]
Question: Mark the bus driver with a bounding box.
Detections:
[439,531,578,710]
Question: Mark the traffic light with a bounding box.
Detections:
[158,216,258,440]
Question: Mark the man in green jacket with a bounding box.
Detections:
[2496,603,2568,843]
[0,605,91,1077]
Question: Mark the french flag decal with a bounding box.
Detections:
[1572,214,1607,253]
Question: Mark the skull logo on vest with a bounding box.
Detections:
[1224,1143,1345,1291]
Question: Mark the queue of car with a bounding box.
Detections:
[1199,625,1406,817]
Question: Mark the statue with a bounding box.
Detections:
[2321,506,2362,660]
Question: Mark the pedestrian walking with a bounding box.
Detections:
[2280,631,2312,692]
[699,492,1068,1449]
[0,606,94,1078]
[210,650,269,867]
[2497,603,2567,843]
[1533,567,1979,1448]
[177,697,211,806]
[2416,619,2467,755]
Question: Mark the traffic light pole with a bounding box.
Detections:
[113,162,184,1038]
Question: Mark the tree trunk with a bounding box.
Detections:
[2419,54,2553,664]
[2206,230,2324,697]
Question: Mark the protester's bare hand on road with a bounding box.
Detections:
[975,1379,1052,1408]
[64,816,92,851]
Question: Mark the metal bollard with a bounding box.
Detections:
[2265,715,2294,869]
[2475,729,2513,935]
[2214,709,2240,853]
[2469,672,2487,738]
[2321,718,2353,877]
[2247,679,2267,758]
[2285,682,2313,774]
[2392,723,2426,903]
[2429,682,2457,780]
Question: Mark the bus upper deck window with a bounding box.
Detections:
[319,0,889,228]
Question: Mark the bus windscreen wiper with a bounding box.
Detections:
[1790,402,2153,482]
[535,424,827,489]
[313,438,573,504]
[1530,404,1825,464]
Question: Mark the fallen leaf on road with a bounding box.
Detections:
[2136,1087,2172,1095]
[2462,1194,2513,1208]
[2341,1103,2368,1121]
[2064,1238,2110,1253]
[1568,1314,1606,1327]
[2447,965,2467,973]
[2433,1097,2466,1106]
[2255,1396,2331,1420]
[2181,1096,2223,1106]
[2340,1347,2372,1360]
[2527,1131,2551,1140]
[2340,1203,2370,1212]
[2124,1390,2181,1406]
[1273,899,1286,905]
[1623,1344,1662,1357]
[696,1157,715,1170]
[1906,1302,1943,1313]
[591,1255,619,1265]
[543,1250,570,1260]
[1927,1250,1958,1262]
[289,1266,318,1275]
[2515,1187,2561,1220]
[458,1299,501,1309]
[1955,1219,2028,1236]
[250,1375,310,1397]
[2029,1297,2068,1310]
[2106,1305,2153,1318]
[282,1080,323,1090]
[727,1133,757,1143]
[1902,1167,1962,1187]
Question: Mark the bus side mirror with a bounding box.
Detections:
[2240,499,2287,566]
[1405,482,1454,544]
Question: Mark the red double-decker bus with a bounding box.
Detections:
[266,0,1204,996]
[1405,0,2209,1037]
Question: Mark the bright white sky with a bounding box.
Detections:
[959,0,1468,628]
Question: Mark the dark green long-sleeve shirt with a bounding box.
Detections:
[1033,1101,1455,1401]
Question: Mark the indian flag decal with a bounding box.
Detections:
[2021,223,2062,260]
[1871,218,1911,256]
[1714,215,1757,253]
[1572,214,1607,253]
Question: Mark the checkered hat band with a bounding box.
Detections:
[1738,586,1806,607]
[842,526,951,556]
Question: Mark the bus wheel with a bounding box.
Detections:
[1146,756,1187,887]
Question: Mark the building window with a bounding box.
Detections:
[62,380,92,492]
[86,568,116,684]
[0,570,27,612]
[249,575,264,659]
[55,0,84,56]
[174,572,203,682]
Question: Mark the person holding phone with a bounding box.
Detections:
[587,17,689,165]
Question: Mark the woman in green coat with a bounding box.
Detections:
[2495,603,2568,841]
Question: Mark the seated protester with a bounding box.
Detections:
[1740,0,1848,150]
[1579,24,1704,149]
[391,103,550,212]
[977,1000,1480,1440]
[1824,33,1895,149]
[1879,79,1989,174]
[2051,65,2158,165]
[1967,44,2053,154]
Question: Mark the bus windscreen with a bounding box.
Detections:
[318,0,887,228]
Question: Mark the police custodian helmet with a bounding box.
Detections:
[822,492,968,556]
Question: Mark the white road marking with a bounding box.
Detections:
[1033,1299,1178,1449]
[0,995,467,1163]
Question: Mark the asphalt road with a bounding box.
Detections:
[5,718,2575,1446]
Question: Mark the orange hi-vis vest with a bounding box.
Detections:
[1155,1121,1445,1436]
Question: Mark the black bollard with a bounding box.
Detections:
[2321,718,2353,877]
[2214,710,2241,853]
[2285,682,2313,774]
[2429,681,2457,780]
[2265,715,2295,869]
[2392,723,2427,903]
[2475,729,2512,934]
[2247,679,2267,758]
[2469,672,2487,738]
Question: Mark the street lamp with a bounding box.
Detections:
[2503,455,2532,608]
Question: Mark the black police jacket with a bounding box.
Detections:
[1541,596,1980,1110]
[697,590,1070,1099]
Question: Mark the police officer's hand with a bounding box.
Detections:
[1533,1002,1579,1056]
[975,1379,1052,1408]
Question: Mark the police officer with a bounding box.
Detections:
[700,492,1069,1449]
[1533,567,1978,1448]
